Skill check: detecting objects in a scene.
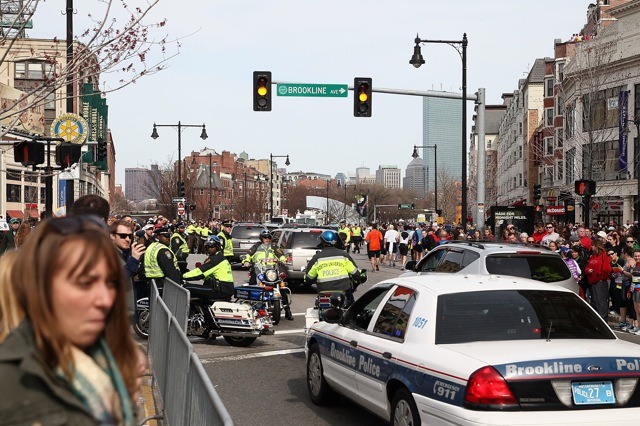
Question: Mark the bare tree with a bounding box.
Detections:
[0,0,180,133]
[437,168,462,224]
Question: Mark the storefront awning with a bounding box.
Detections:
[28,210,39,219]
[5,210,24,220]
[509,199,527,207]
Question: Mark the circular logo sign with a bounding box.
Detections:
[50,113,89,145]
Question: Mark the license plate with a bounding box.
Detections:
[240,243,253,249]
[571,382,615,405]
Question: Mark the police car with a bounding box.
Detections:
[305,274,640,425]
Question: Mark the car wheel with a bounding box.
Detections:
[307,343,338,405]
[391,388,420,426]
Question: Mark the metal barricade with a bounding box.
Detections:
[147,280,233,425]
[162,278,190,331]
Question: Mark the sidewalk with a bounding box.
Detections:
[137,345,163,425]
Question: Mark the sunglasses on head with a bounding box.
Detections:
[48,215,108,235]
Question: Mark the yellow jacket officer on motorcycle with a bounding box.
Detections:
[184,235,235,300]
[243,230,286,285]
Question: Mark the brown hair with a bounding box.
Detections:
[11,217,138,398]
[109,219,134,234]
[13,222,31,249]
[0,251,23,342]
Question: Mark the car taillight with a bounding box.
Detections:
[465,366,518,408]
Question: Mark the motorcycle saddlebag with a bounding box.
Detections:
[210,302,254,330]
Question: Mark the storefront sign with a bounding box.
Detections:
[546,205,566,216]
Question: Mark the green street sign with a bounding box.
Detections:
[277,83,348,98]
[398,203,414,209]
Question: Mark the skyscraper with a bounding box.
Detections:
[422,95,462,189]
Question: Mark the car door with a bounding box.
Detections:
[355,285,418,418]
[321,286,393,403]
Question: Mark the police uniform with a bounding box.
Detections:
[170,226,190,273]
[305,245,358,304]
[338,223,351,253]
[217,221,234,262]
[351,225,362,253]
[144,229,183,287]
[243,241,286,285]
[183,250,235,300]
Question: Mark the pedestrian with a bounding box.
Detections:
[0,218,20,255]
[13,221,32,250]
[383,224,399,267]
[365,223,383,271]
[584,239,612,320]
[69,194,110,223]
[0,215,144,424]
[144,226,183,288]
[398,227,410,271]
[0,250,22,342]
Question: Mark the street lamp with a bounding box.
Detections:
[412,144,438,215]
[151,121,208,200]
[326,178,330,225]
[410,33,467,225]
[337,180,356,221]
[269,153,290,220]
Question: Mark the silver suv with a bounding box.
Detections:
[230,222,268,264]
[402,241,579,293]
[272,227,327,286]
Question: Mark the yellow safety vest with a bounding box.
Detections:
[171,232,190,254]
[144,241,178,279]
[217,231,234,257]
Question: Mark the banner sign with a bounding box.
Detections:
[546,205,566,216]
[619,90,628,172]
[355,195,367,217]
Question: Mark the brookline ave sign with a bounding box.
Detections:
[277,83,348,97]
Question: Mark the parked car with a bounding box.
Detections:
[230,222,268,264]
[403,241,578,293]
[271,227,332,286]
[306,274,640,425]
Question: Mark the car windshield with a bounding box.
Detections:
[232,227,264,239]
[485,254,571,283]
[291,232,322,249]
[435,290,615,344]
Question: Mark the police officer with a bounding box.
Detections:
[186,220,198,253]
[170,222,190,273]
[144,226,183,288]
[338,220,351,253]
[217,219,234,263]
[243,230,286,284]
[305,230,363,307]
[351,223,363,253]
[242,230,292,320]
[183,236,235,300]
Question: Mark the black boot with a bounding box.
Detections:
[285,306,294,320]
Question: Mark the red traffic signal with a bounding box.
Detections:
[574,180,596,196]
[55,143,82,168]
[13,141,45,166]
[353,77,372,117]
[253,71,272,111]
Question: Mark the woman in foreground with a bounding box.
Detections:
[0,216,142,425]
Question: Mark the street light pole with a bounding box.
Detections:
[269,153,290,220]
[412,144,438,215]
[208,153,212,221]
[411,33,467,226]
[151,121,208,204]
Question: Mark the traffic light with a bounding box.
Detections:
[13,141,44,166]
[353,77,372,117]
[189,203,196,211]
[411,203,415,209]
[253,71,272,111]
[436,209,442,216]
[177,181,185,197]
[97,139,107,161]
[575,179,596,196]
[55,143,82,168]
[533,184,541,200]
[398,204,402,210]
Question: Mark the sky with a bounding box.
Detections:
[30,0,590,190]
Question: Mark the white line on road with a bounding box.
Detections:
[200,347,306,363]
[273,328,306,335]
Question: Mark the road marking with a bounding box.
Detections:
[200,347,306,363]
[274,328,306,335]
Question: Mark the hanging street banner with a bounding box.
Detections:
[277,83,348,97]
[618,90,628,172]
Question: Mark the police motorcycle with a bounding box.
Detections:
[235,259,292,325]
[304,268,367,330]
[133,238,274,347]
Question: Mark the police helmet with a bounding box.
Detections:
[320,230,338,246]
[204,235,222,249]
[259,230,272,240]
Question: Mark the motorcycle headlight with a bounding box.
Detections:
[265,270,278,282]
